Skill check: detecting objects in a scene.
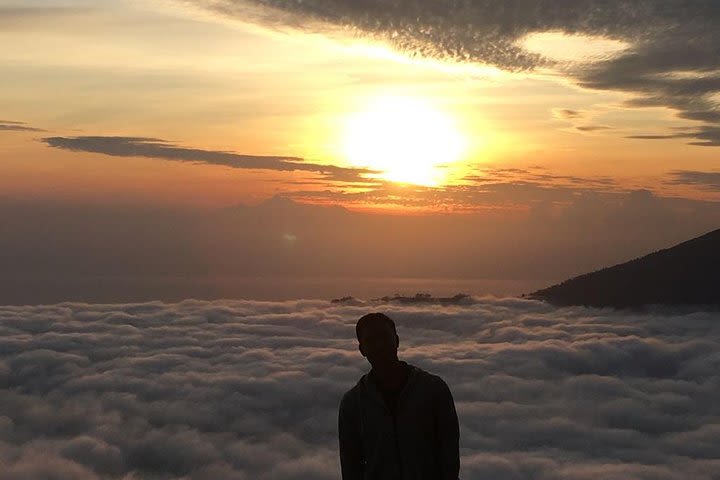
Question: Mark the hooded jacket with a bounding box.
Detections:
[338,362,460,480]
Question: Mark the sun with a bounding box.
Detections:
[341,95,467,186]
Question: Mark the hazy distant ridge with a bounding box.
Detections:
[532,228,720,309]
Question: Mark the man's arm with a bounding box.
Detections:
[435,379,460,480]
[338,392,364,480]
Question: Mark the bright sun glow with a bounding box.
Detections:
[342,96,467,186]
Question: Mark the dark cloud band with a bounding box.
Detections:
[42,136,376,182]
[667,170,720,190]
[0,120,45,132]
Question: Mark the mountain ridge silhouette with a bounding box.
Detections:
[530,228,720,309]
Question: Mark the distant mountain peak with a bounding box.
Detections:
[531,228,720,309]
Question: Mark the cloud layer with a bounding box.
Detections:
[193,0,720,146]
[1,299,719,479]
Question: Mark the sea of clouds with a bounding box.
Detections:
[1,298,719,479]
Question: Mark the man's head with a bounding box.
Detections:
[356,312,399,367]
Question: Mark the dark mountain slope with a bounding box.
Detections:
[531,228,720,309]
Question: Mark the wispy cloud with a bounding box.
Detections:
[287,167,621,210]
[553,109,586,120]
[667,170,720,191]
[0,299,719,479]
[191,0,720,146]
[575,125,612,132]
[42,136,377,182]
[627,126,720,146]
[0,120,44,132]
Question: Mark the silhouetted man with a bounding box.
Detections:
[338,312,460,480]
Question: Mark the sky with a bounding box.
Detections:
[2,0,720,302]
[1,298,719,479]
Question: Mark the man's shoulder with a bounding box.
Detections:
[411,364,448,389]
[340,374,367,403]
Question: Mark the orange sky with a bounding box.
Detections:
[2,1,720,212]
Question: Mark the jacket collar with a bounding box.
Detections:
[361,361,420,409]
